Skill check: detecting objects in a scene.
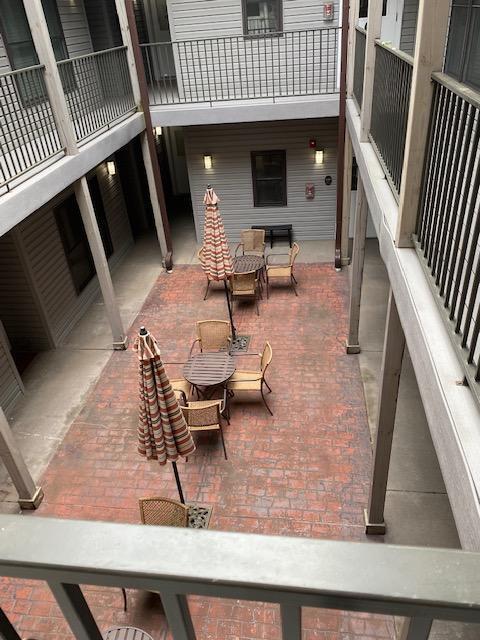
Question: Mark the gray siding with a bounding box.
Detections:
[0,233,49,351]
[57,0,94,58]
[400,0,419,56]
[0,329,23,415]
[184,118,338,241]
[14,162,133,346]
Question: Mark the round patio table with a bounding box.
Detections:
[103,627,153,640]
[183,352,235,388]
[233,254,264,274]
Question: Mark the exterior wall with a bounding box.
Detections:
[12,161,132,347]
[400,0,419,56]
[161,0,340,103]
[184,117,338,241]
[0,326,23,415]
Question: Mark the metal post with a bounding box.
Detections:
[399,617,433,640]
[172,461,186,504]
[74,177,127,350]
[365,289,405,534]
[0,408,43,510]
[346,178,368,354]
[161,593,196,640]
[49,583,103,640]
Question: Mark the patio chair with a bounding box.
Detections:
[226,342,273,415]
[265,242,300,298]
[139,496,189,527]
[170,377,193,404]
[190,320,232,354]
[229,270,260,316]
[235,229,266,257]
[180,391,228,459]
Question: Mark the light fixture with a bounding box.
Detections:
[315,149,324,165]
[203,153,212,170]
[154,126,162,136]
[106,160,116,176]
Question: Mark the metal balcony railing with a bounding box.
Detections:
[353,26,366,110]
[141,28,340,106]
[57,46,136,143]
[416,73,480,405]
[370,41,413,197]
[0,65,63,191]
[1,515,480,639]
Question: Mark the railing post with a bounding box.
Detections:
[161,593,196,640]
[346,176,368,353]
[399,617,433,640]
[23,0,78,155]
[365,288,405,534]
[74,177,127,350]
[395,0,450,247]
[360,0,382,142]
[49,583,103,640]
[346,0,360,98]
[114,0,142,104]
[0,408,44,510]
[341,128,354,266]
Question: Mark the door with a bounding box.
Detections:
[381,0,404,47]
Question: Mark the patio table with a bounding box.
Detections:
[233,254,265,274]
[183,352,235,390]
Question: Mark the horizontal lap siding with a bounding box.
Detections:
[0,334,22,414]
[400,0,419,56]
[0,234,48,351]
[17,164,132,345]
[185,118,338,241]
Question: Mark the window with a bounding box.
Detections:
[242,0,282,36]
[0,0,74,104]
[359,0,387,19]
[445,1,480,91]
[251,150,286,207]
[55,195,96,294]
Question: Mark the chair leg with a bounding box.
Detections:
[219,425,228,459]
[292,273,298,284]
[121,588,127,612]
[291,276,298,296]
[264,378,272,393]
[204,279,211,300]
[266,274,270,299]
[255,294,260,316]
[261,383,273,416]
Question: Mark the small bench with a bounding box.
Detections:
[251,224,293,248]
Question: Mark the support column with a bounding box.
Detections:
[24,0,78,155]
[395,0,451,247]
[0,409,43,509]
[74,178,127,350]
[346,177,367,354]
[341,129,353,266]
[365,289,405,534]
[360,0,382,142]
[398,617,433,640]
[141,132,169,260]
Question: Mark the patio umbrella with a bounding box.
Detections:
[134,326,195,504]
[202,185,236,336]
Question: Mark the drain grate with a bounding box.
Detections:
[230,335,251,353]
[187,504,212,529]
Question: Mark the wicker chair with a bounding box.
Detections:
[226,342,273,415]
[198,246,216,300]
[139,496,189,527]
[229,270,260,316]
[235,229,266,257]
[190,320,232,354]
[266,242,300,298]
[180,391,228,459]
[170,377,193,404]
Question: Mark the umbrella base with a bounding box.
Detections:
[187,504,213,529]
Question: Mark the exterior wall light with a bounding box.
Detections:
[154,126,162,136]
[107,160,116,176]
[315,149,324,165]
[203,154,213,169]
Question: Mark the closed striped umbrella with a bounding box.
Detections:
[202,186,235,334]
[134,326,195,503]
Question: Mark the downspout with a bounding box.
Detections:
[124,0,173,270]
[334,0,350,271]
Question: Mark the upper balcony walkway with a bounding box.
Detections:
[144,28,341,126]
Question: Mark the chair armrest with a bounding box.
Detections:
[235,243,244,256]
[266,253,290,265]
[189,339,201,357]
[230,351,262,357]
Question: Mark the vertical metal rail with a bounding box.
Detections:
[416,72,480,400]
[369,41,413,197]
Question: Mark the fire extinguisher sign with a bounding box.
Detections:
[323,2,334,21]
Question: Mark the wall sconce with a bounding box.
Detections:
[106,160,116,176]
[154,126,162,136]
[315,149,324,165]
[203,154,212,169]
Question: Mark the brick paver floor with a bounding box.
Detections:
[0,264,394,640]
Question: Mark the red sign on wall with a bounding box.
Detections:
[323,3,334,20]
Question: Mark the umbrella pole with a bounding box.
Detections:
[172,461,186,504]
[224,280,236,339]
